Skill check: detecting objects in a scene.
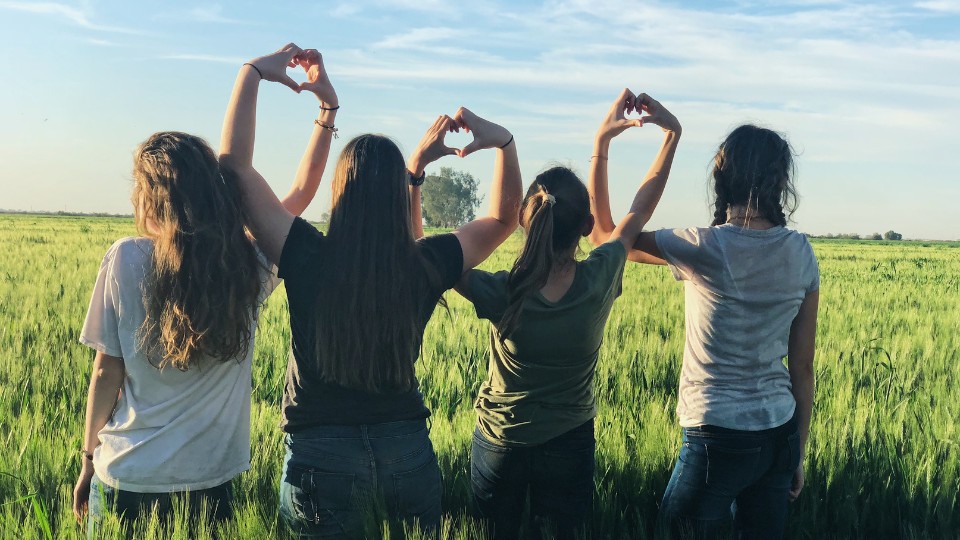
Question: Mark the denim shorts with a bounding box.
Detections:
[659,413,802,538]
[278,419,442,537]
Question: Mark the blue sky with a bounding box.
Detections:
[1,1,958,239]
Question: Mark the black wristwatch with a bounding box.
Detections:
[408,169,426,187]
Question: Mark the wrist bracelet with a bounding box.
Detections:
[591,155,608,160]
[314,120,339,139]
[319,105,340,111]
[408,169,426,187]
[499,135,514,149]
[81,449,94,461]
[243,63,263,80]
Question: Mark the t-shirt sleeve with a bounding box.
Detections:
[79,243,124,357]
[417,233,465,291]
[804,239,820,294]
[655,228,704,282]
[464,270,510,321]
[253,243,281,304]
[278,217,324,282]
[583,240,628,299]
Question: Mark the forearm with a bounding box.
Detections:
[487,140,522,227]
[82,353,124,456]
[409,184,424,239]
[282,108,338,216]
[588,138,616,245]
[627,130,680,224]
[790,365,815,458]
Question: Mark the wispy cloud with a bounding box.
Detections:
[159,53,245,64]
[331,2,361,17]
[373,27,459,49]
[187,4,248,24]
[85,37,118,47]
[914,0,960,13]
[0,1,142,34]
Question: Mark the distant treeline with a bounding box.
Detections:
[807,231,904,241]
[0,209,133,218]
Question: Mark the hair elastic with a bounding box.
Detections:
[499,135,514,149]
[319,104,340,111]
[243,63,263,80]
[545,194,556,206]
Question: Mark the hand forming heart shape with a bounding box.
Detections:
[408,107,514,176]
[597,88,681,142]
[294,49,338,107]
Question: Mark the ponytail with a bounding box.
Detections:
[497,187,557,342]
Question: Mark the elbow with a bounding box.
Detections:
[218,153,249,174]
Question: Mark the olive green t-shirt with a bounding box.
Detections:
[464,240,627,447]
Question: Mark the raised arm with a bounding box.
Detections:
[450,107,522,271]
[407,115,460,239]
[219,44,302,264]
[592,91,681,256]
[280,49,339,217]
[588,88,639,246]
[787,289,819,502]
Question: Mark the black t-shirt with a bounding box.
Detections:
[277,217,464,431]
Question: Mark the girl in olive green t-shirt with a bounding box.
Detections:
[456,89,681,539]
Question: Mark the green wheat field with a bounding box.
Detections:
[1,214,958,539]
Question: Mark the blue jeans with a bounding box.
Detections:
[658,414,802,539]
[279,419,442,538]
[86,474,233,538]
[471,419,595,540]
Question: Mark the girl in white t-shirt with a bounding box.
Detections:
[589,120,819,537]
[71,51,338,535]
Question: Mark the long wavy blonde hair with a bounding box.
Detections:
[132,132,263,370]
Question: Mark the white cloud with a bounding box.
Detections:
[0,1,142,33]
[914,1,960,13]
[159,53,246,64]
[331,3,361,17]
[187,4,247,24]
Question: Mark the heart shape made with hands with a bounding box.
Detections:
[442,129,475,157]
[425,108,512,160]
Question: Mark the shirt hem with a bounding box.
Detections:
[677,403,797,431]
[93,462,249,493]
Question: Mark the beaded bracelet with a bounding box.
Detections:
[314,119,339,138]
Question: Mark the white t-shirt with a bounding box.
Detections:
[656,225,819,431]
[80,237,279,492]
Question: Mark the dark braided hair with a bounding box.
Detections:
[710,125,797,227]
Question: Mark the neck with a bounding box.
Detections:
[726,206,776,230]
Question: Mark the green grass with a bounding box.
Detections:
[0,214,958,538]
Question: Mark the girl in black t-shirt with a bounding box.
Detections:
[219,44,524,536]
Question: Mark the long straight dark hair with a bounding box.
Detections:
[710,124,797,226]
[497,167,590,341]
[134,131,262,370]
[312,134,438,393]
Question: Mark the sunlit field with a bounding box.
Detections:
[1,214,958,539]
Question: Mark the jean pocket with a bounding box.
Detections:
[781,431,802,473]
[704,443,761,492]
[288,467,357,536]
[392,458,442,528]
